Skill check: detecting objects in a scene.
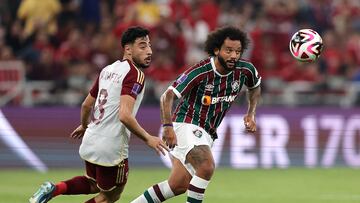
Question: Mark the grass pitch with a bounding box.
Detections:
[1,167,359,203]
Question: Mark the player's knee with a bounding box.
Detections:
[197,160,215,179]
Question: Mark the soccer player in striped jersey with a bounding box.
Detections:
[132,26,261,203]
[29,26,169,203]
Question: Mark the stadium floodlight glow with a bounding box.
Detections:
[0,110,47,172]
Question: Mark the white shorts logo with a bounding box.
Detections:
[193,129,203,138]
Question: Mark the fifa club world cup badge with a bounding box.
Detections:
[176,74,188,84]
[131,83,141,95]
[193,129,203,138]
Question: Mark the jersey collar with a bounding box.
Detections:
[210,57,232,77]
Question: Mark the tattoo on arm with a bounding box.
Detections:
[247,86,261,115]
[160,90,175,124]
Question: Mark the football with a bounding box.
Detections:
[289,29,323,62]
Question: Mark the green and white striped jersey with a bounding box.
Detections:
[169,57,261,137]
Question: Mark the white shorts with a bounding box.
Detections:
[170,122,214,176]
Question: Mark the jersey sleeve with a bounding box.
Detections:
[241,62,261,89]
[170,67,203,98]
[121,64,145,99]
[89,75,99,98]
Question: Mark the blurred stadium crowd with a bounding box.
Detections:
[0,0,359,106]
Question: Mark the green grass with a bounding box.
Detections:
[1,167,359,203]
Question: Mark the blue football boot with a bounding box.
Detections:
[29,181,55,203]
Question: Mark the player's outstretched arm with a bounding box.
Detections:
[71,94,95,139]
[119,95,169,155]
[160,89,177,149]
[244,86,261,132]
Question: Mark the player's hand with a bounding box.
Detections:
[243,114,257,132]
[146,136,169,156]
[162,127,177,149]
[70,125,86,139]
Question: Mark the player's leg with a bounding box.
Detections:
[86,184,125,203]
[29,177,98,203]
[84,159,129,203]
[131,157,192,203]
[29,162,99,203]
[185,145,215,203]
[168,157,192,195]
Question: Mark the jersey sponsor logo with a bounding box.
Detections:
[131,83,142,95]
[205,84,214,91]
[212,95,237,104]
[201,95,212,105]
[176,74,187,84]
[201,95,237,105]
[193,129,203,138]
[231,81,240,92]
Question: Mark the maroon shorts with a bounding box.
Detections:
[85,159,129,191]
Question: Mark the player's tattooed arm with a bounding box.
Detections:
[160,89,176,125]
[160,89,177,148]
[247,86,261,116]
[244,86,261,132]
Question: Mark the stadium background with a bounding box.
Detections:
[0,0,359,202]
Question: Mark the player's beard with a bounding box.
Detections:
[218,55,234,72]
[133,56,151,69]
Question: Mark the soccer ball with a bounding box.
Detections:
[289,29,323,62]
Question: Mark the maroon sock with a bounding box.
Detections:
[63,176,92,195]
[53,182,67,197]
[85,198,96,203]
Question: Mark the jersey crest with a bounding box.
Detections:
[231,80,240,92]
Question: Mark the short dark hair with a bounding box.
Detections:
[121,26,150,48]
[204,26,249,56]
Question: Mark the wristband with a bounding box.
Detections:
[162,123,173,127]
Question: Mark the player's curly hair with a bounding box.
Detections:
[204,26,249,56]
[121,26,149,47]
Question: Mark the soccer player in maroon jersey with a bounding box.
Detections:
[132,26,261,203]
[29,26,169,203]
